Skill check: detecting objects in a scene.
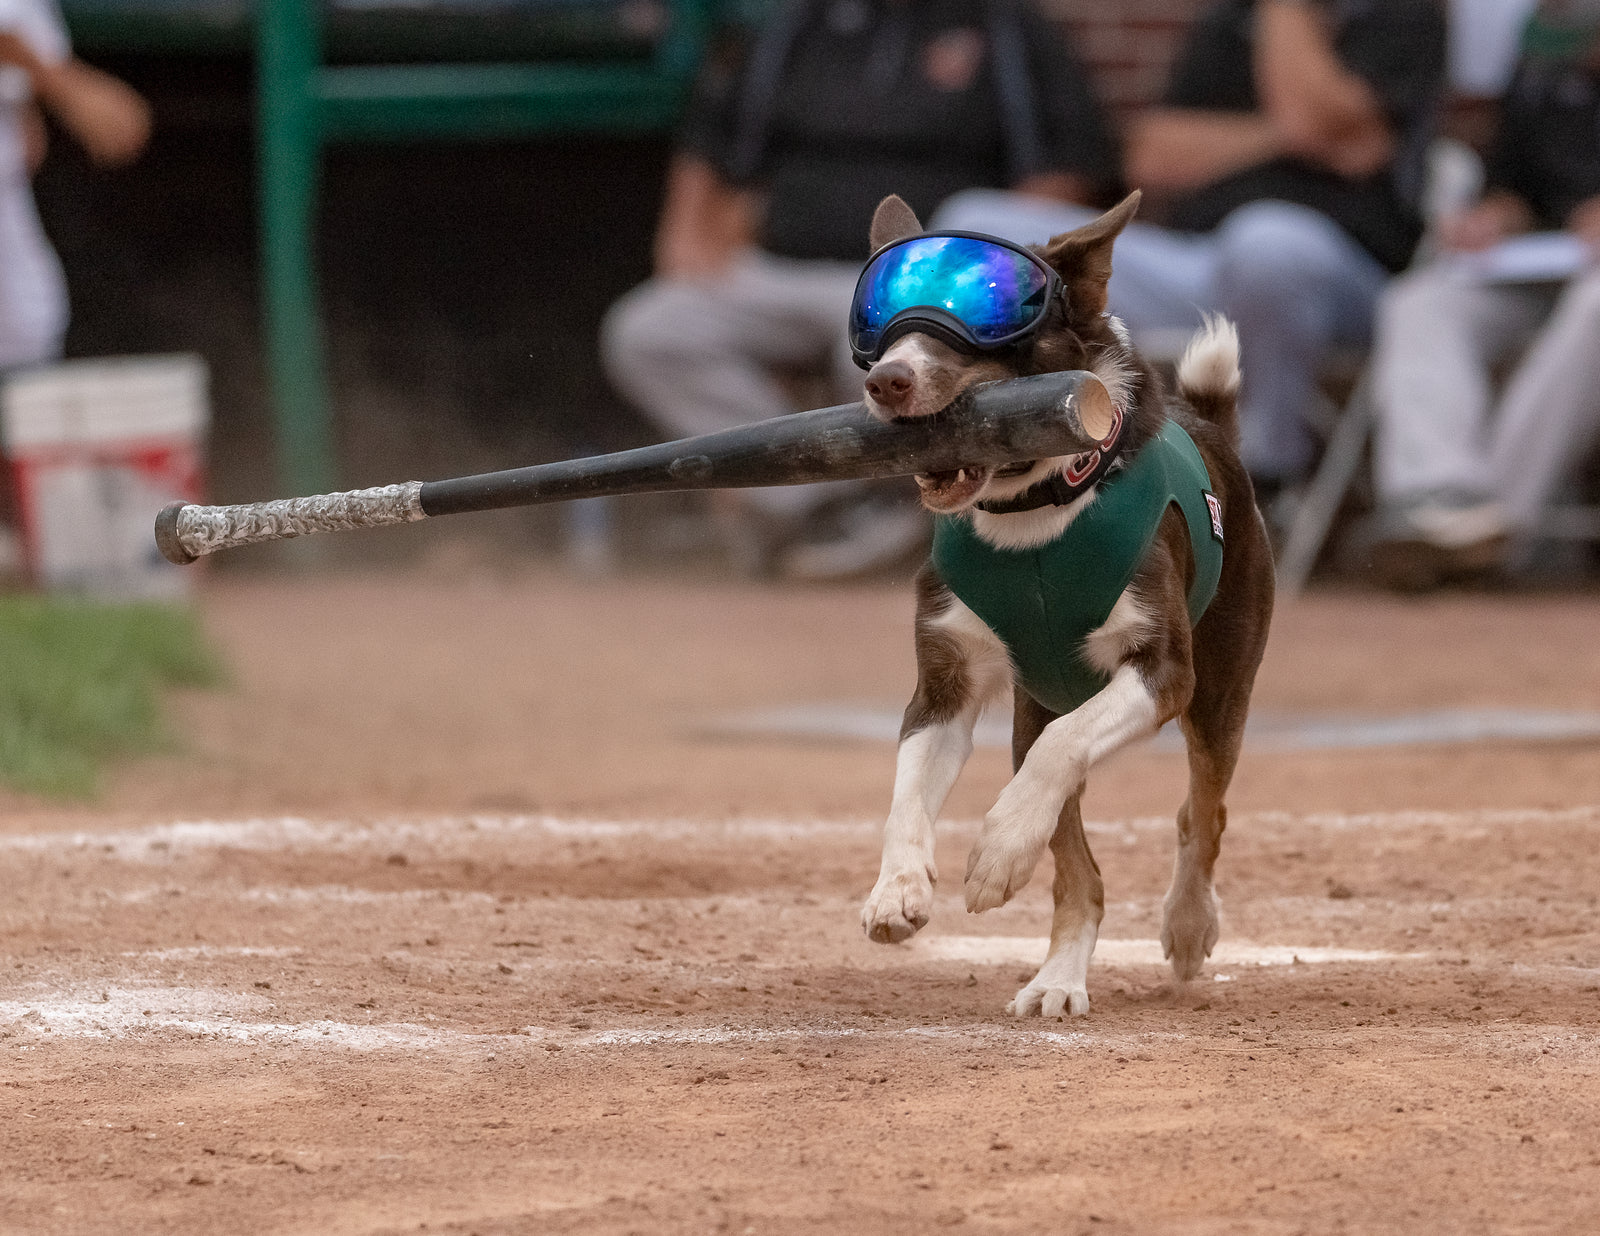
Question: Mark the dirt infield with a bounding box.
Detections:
[4,569,1600,1234]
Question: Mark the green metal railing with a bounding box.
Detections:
[65,0,670,59]
[254,0,710,495]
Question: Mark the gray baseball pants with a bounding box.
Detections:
[1371,261,1600,531]
[601,249,866,520]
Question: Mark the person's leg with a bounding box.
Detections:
[599,251,858,521]
[0,177,69,369]
[1363,267,1543,588]
[932,189,1214,333]
[0,180,67,581]
[1371,265,1543,503]
[601,251,924,577]
[600,252,848,439]
[1209,201,1388,485]
[1487,269,1600,532]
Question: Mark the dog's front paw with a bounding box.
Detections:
[963,796,1052,913]
[1160,880,1220,981]
[1009,981,1090,1019]
[861,867,934,944]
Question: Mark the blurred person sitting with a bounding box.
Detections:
[0,0,150,371]
[933,0,1447,511]
[1366,3,1600,588]
[601,0,1119,578]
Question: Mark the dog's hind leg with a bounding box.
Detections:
[1161,666,1251,981]
[1161,500,1272,980]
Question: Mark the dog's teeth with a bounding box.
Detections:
[956,469,967,483]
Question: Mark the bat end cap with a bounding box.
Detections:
[155,502,198,565]
[1075,374,1116,442]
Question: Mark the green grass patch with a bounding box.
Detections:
[0,597,224,798]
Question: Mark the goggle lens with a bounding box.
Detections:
[850,235,1052,359]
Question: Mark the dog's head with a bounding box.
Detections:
[859,191,1142,514]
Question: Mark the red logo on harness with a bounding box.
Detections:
[1205,492,1224,542]
[1062,405,1123,486]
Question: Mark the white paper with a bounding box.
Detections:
[1452,232,1592,284]
[1448,0,1540,96]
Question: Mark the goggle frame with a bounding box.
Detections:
[849,230,1065,369]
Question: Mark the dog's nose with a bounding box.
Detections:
[864,359,914,409]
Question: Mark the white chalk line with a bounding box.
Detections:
[9,990,1595,1060]
[0,987,465,1051]
[118,945,301,961]
[0,814,883,860]
[913,937,1423,968]
[9,946,1597,1053]
[707,703,1600,752]
[103,884,500,906]
[3,806,1594,861]
[1,933,1424,1052]
[0,984,1115,1052]
[102,934,1413,971]
[564,1025,1098,1049]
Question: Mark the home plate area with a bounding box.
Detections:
[6,807,1600,1233]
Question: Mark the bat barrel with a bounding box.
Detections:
[419,370,1111,516]
[155,370,1111,564]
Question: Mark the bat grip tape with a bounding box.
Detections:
[156,482,427,564]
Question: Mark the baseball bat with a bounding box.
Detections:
[155,369,1112,565]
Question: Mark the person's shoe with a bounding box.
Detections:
[1365,490,1509,592]
[781,499,930,581]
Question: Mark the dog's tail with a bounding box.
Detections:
[1176,315,1242,443]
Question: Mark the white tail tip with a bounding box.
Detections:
[1177,315,1241,399]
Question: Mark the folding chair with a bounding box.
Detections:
[1274,138,1490,595]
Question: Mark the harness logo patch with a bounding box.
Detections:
[1204,492,1224,543]
[1062,405,1124,486]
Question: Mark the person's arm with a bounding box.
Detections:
[1253,0,1395,178]
[652,154,756,280]
[1,32,52,174]
[1127,3,1286,191]
[1565,195,1600,249]
[1012,171,1097,205]
[20,100,45,171]
[35,59,151,167]
[1436,190,1535,252]
[1013,6,1121,205]
[1126,109,1283,192]
[0,30,150,167]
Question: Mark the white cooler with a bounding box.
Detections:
[0,355,209,598]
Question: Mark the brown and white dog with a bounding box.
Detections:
[858,191,1275,1016]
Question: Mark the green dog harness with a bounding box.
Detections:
[931,420,1225,717]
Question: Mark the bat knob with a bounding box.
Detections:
[155,501,198,565]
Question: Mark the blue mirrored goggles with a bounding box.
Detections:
[849,232,1060,368]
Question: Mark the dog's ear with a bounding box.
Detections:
[870,195,923,252]
[1041,191,1141,321]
